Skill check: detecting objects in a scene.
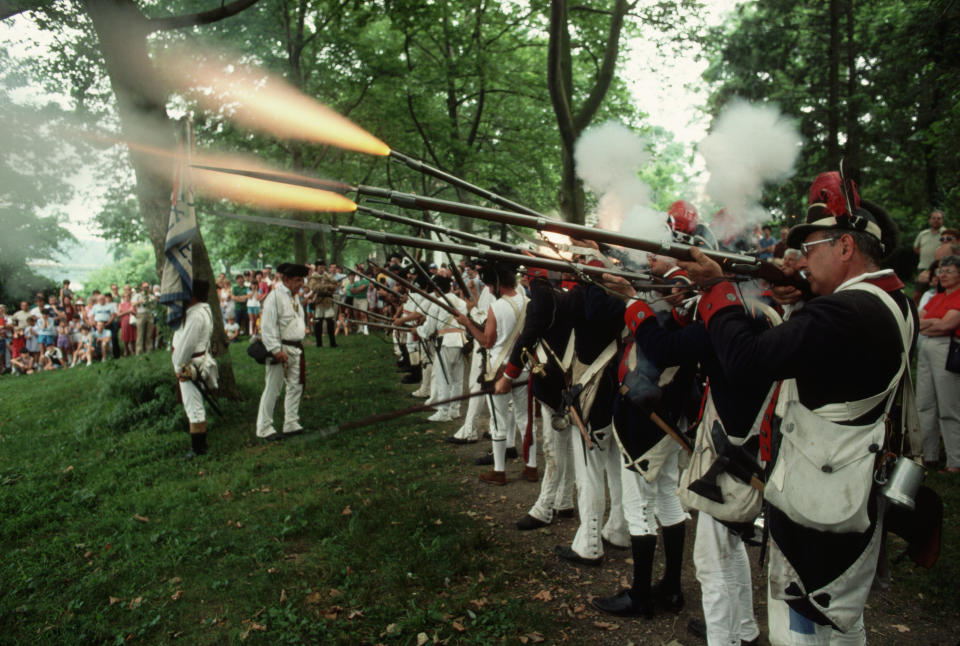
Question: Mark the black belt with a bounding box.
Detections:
[281,339,303,349]
[191,351,205,358]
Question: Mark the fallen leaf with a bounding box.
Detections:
[170,590,182,601]
[451,621,465,632]
[63,466,74,473]
[109,596,122,606]
[305,592,322,605]
[533,589,552,602]
[383,623,400,636]
[322,605,343,620]
[170,577,181,584]
[526,632,545,643]
[592,621,619,631]
[469,598,487,609]
[892,625,910,633]
[342,506,352,516]
[133,514,149,524]
[433,519,443,525]
[280,589,287,604]
[347,609,364,619]
[128,596,143,610]
[267,568,278,574]
[416,632,429,646]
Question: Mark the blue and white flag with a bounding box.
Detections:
[158,119,197,330]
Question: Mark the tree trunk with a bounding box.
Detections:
[826,0,841,168]
[83,0,240,399]
[843,0,859,169]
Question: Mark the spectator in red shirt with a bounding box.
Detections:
[916,254,960,471]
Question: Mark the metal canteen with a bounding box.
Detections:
[880,456,924,510]
[551,413,571,431]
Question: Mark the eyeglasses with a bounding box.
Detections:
[938,268,959,276]
[800,237,838,257]
[940,236,955,242]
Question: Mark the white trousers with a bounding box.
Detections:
[694,513,760,646]
[431,346,464,418]
[528,403,576,523]
[620,448,686,536]
[767,591,865,646]
[570,424,629,558]
[486,378,534,470]
[916,336,960,467]
[256,349,303,437]
[452,346,485,440]
[179,380,206,423]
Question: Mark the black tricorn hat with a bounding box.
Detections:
[277,263,309,278]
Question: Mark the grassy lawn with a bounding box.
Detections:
[0,337,550,645]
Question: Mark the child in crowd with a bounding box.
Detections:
[0,324,8,374]
[24,316,40,358]
[39,345,63,371]
[224,314,240,343]
[10,326,35,375]
[57,317,72,355]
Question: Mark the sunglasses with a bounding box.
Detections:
[940,236,955,242]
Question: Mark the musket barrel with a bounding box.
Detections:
[338,225,661,287]
[355,187,786,282]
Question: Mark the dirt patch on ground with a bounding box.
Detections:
[424,413,955,646]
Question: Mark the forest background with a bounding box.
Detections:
[1,0,957,303]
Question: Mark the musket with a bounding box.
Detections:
[356,205,522,253]
[331,299,394,323]
[303,380,528,440]
[342,318,416,333]
[206,210,669,290]
[355,186,790,284]
[345,266,441,328]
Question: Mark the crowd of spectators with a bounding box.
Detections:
[0,280,163,375]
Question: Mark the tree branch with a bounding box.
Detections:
[573,0,631,132]
[147,0,260,33]
[548,0,576,150]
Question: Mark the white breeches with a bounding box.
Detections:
[256,349,303,436]
[452,347,485,440]
[431,346,464,417]
[570,424,629,558]
[694,513,760,646]
[528,403,576,523]
[620,448,686,536]
[767,591,865,646]
[486,377,532,470]
[179,380,206,423]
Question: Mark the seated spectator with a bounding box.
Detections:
[72,324,95,367]
[224,314,240,343]
[92,320,112,361]
[39,345,64,371]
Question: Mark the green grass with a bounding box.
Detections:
[0,337,551,645]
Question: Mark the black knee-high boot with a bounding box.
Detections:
[654,521,686,611]
[591,534,656,618]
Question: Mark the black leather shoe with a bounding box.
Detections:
[516,514,549,531]
[687,618,707,639]
[555,508,575,519]
[282,428,305,437]
[475,453,494,465]
[259,433,283,443]
[505,447,518,459]
[554,545,601,566]
[591,589,653,618]
[602,537,630,551]
[446,436,477,445]
[652,580,684,612]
